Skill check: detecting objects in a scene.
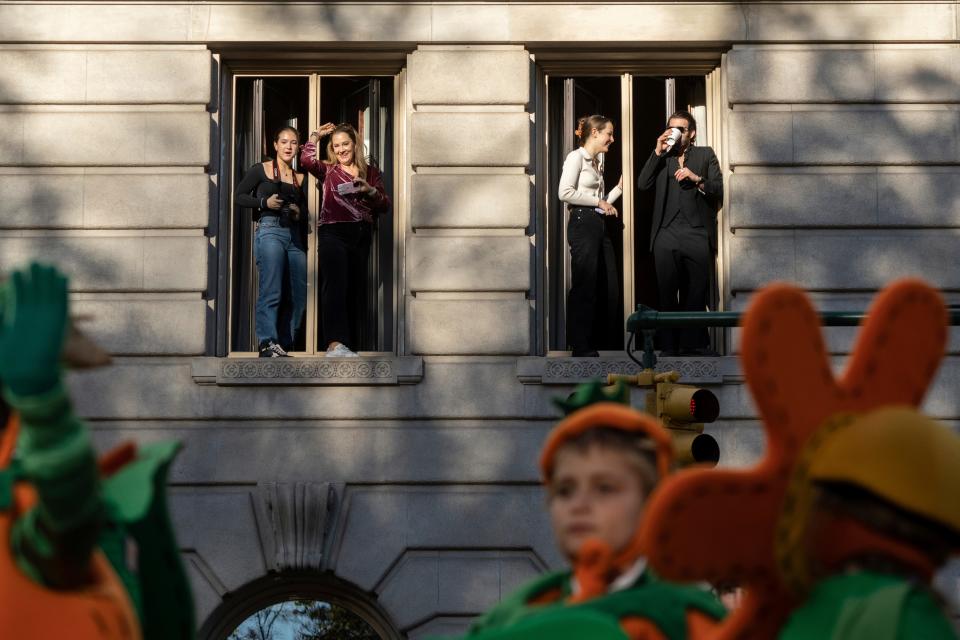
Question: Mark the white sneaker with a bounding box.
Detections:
[326,343,359,358]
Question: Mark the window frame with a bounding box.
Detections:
[213,55,410,358]
[532,55,725,357]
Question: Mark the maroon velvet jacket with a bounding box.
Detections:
[299,141,391,225]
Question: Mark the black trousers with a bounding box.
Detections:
[318,222,371,349]
[653,217,712,352]
[566,207,618,353]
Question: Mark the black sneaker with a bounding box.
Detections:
[258,340,290,358]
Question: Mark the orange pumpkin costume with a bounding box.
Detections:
[639,278,953,639]
[0,413,142,639]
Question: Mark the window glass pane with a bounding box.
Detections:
[545,73,712,353]
[227,599,382,640]
[317,77,394,353]
[546,76,623,351]
[230,73,396,355]
[232,76,310,353]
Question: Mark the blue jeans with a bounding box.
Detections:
[254,217,306,349]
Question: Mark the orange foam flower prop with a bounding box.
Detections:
[638,279,947,640]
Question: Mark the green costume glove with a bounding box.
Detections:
[0,263,102,588]
[0,263,69,397]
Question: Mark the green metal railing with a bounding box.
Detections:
[626,304,960,370]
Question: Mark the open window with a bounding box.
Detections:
[227,74,397,355]
[541,72,716,354]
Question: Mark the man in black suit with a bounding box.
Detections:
[637,110,723,355]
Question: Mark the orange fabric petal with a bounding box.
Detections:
[686,609,723,640]
[620,616,668,640]
[639,279,947,640]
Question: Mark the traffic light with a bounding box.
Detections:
[608,372,721,467]
[655,377,720,466]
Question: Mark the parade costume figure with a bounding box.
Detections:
[638,278,959,639]
[0,263,195,639]
[445,401,725,640]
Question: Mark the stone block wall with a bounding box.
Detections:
[0,45,212,356]
[725,44,960,347]
[406,45,533,356]
[722,43,960,518]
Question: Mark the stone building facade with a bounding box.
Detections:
[1,1,958,637]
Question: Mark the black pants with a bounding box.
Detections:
[653,218,712,352]
[566,207,618,353]
[318,222,371,349]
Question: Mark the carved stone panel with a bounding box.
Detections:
[256,481,333,572]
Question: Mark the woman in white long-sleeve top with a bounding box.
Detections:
[558,115,622,357]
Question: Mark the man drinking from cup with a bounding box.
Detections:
[637,111,723,356]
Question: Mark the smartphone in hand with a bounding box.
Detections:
[336,181,363,195]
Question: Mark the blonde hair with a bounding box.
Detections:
[547,427,660,496]
[322,123,368,180]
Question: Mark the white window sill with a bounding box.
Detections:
[191,355,424,386]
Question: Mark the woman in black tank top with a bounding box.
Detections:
[234,126,308,357]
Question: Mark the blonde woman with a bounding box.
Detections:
[300,123,391,357]
[558,115,623,358]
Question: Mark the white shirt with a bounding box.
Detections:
[558,147,623,207]
[570,557,648,597]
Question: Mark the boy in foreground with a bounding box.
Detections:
[447,399,725,640]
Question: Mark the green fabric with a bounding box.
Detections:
[462,607,629,640]
[101,440,180,523]
[0,465,17,510]
[0,265,193,637]
[101,440,196,640]
[0,263,69,397]
[449,568,725,640]
[553,380,629,415]
[830,581,911,640]
[0,264,102,587]
[5,381,103,588]
[98,520,143,618]
[780,571,958,640]
[470,571,569,632]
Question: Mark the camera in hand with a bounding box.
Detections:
[278,196,300,222]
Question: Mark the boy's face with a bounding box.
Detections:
[548,444,647,560]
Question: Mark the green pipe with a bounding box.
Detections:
[627,305,960,331]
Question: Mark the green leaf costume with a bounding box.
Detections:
[435,568,724,640]
[0,263,195,639]
[780,571,957,640]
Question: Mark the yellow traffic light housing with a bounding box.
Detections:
[655,379,720,466]
[609,372,720,467]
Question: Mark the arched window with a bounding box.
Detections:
[200,573,400,640]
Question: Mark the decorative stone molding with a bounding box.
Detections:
[256,482,334,572]
[517,355,736,384]
[190,356,424,386]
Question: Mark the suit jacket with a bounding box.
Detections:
[637,145,723,252]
